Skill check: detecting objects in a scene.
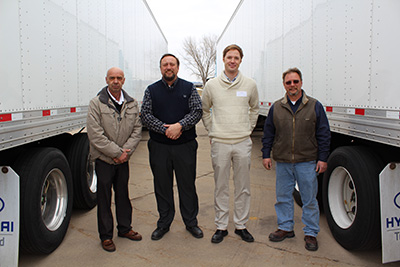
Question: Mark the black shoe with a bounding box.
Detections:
[211,230,228,243]
[235,229,254,242]
[186,226,204,238]
[151,227,169,240]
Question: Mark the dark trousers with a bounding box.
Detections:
[95,159,132,241]
[148,139,199,228]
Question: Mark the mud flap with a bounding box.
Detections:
[380,163,400,264]
[0,166,19,267]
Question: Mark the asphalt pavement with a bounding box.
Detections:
[18,124,396,266]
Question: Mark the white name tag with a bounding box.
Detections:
[237,91,247,97]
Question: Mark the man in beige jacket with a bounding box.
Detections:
[87,67,142,252]
[202,44,259,243]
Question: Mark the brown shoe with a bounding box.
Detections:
[101,239,116,252]
[269,229,295,242]
[304,235,318,251]
[118,230,142,241]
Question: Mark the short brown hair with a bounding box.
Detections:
[223,44,244,59]
[160,53,180,67]
[282,67,302,81]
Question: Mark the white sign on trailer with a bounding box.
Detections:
[0,167,20,267]
[380,163,400,264]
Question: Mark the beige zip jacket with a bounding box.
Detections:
[87,86,142,165]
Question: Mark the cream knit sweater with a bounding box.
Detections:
[202,71,259,144]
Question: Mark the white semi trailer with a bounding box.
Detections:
[0,0,167,255]
[217,0,400,252]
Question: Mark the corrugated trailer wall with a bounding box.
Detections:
[0,0,167,113]
[217,0,400,114]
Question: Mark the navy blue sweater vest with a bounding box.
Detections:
[148,78,196,145]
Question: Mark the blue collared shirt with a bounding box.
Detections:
[224,71,238,83]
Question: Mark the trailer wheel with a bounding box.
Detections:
[66,133,97,209]
[293,184,303,207]
[322,146,382,250]
[13,147,73,254]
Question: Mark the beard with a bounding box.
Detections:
[288,89,300,96]
[163,73,176,82]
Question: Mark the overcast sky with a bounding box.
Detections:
[146,0,241,82]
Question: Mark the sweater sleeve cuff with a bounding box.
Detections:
[318,151,329,162]
[262,149,272,159]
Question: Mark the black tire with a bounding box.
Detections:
[66,133,97,209]
[293,185,303,207]
[255,115,266,131]
[13,148,73,254]
[322,146,383,250]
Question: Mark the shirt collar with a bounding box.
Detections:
[223,71,238,83]
[162,77,179,89]
[287,92,303,106]
[107,87,124,105]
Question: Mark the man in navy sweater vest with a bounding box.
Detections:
[140,54,203,240]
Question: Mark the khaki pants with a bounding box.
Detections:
[211,137,252,230]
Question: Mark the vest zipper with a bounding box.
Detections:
[292,116,295,161]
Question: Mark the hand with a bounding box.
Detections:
[316,160,327,174]
[164,123,182,140]
[263,158,272,170]
[113,149,131,164]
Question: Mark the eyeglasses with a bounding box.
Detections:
[285,80,300,85]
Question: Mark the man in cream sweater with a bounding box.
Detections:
[202,44,259,243]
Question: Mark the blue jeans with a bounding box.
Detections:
[275,161,320,237]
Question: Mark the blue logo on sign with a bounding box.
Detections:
[0,198,4,212]
[394,192,400,209]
